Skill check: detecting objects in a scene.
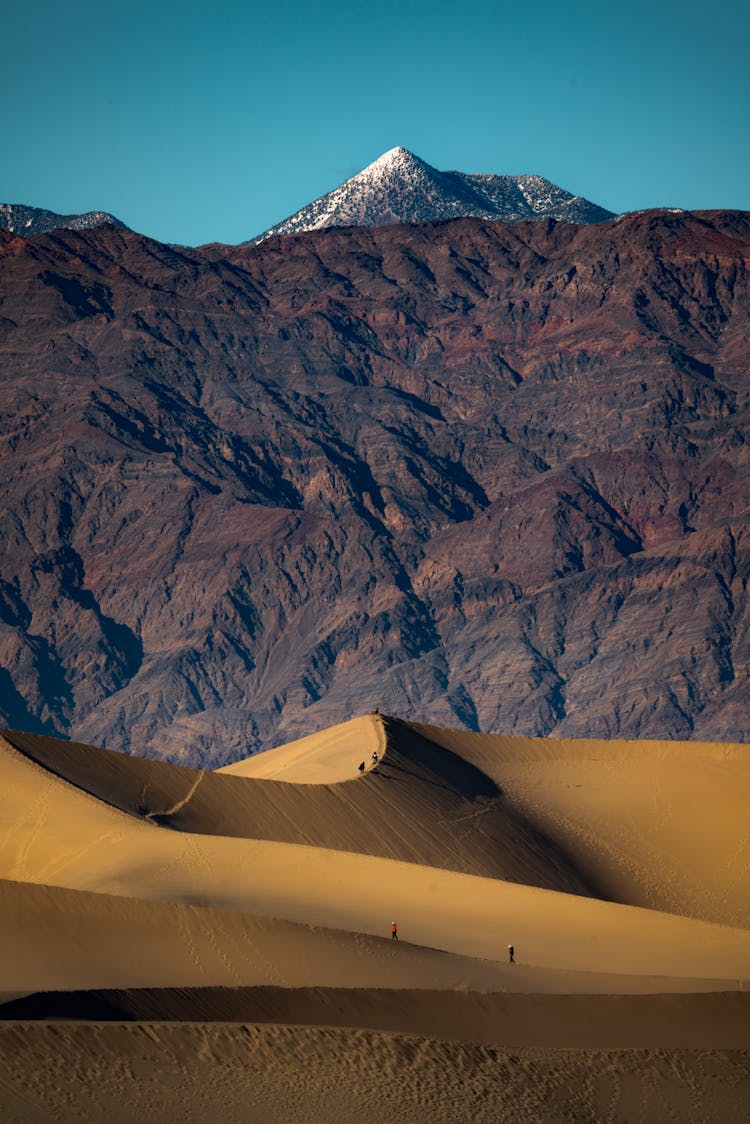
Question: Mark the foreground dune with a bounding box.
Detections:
[5,985,750,1048]
[1,1023,749,1124]
[1,878,516,995]
[4,873,750,998]
[2,714,750,1121]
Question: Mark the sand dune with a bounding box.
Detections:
[2,731,750,983]
[2,715,750,1121]
[4,986,750,1048]
[4,871,750,997]
[1,720,594,892]
[218,715,386,782]
[414,721,750,926]
[1,1023,749,1124]
[1,878,521,994]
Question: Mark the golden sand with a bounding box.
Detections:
[1,715,749,1121]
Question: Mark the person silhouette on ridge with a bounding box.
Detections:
[391,920,398,941]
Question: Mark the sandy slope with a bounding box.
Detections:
[218,716,386,781]
[1,722,595,892]
[4,875,749,997]
[413,721,750,927]
[2,732,750,984]
[2,715,750,1121]
[4,986,750,1047]
[1,879,518,994]
[1,1023,749,1124]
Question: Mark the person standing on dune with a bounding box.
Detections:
[508,944,514,964]
[391,920,398,941]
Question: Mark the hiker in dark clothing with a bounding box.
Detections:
[508,944,515,964]
[358,761,365,773]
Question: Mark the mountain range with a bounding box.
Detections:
[1,148,614,245]
[0,206,748,764]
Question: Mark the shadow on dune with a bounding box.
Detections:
[1,719,603,897]
[3,986,750,1050]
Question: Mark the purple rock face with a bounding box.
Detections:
[1,209,749,764]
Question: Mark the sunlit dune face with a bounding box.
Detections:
[1,717,749,1120]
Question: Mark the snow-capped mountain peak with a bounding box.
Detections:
[248,148,615,244]
[0,203,128,238]
[369,145,415,166]
[363,146,428,175]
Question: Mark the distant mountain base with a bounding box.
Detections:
[0,209,748,763]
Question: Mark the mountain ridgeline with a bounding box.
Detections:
[0,203,129,238]
[1,148,613,246]
[0,207,749,764]
[248,146,615,243]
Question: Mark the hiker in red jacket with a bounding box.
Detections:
[391,920,398,941]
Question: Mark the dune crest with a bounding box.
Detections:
[2,716,750,1120]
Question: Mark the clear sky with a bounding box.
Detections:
[2,0,748,245]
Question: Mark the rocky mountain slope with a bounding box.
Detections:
[0,203,128,237]
[248,147,615,243]
[0,210,748,764]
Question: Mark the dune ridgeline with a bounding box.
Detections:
[1,715,749,1122]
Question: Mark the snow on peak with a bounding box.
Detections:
[374,145,413,163]
[0,202,129,238]
[358,146,429,182]
[247,150,615,244]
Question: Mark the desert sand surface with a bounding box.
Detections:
[2,1022,749,1124]
[1,721,595,891]
[218,715,386,782]
[414,721,750,926]
[2,714,750,1122]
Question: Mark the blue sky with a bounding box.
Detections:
[2,0,748,245]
